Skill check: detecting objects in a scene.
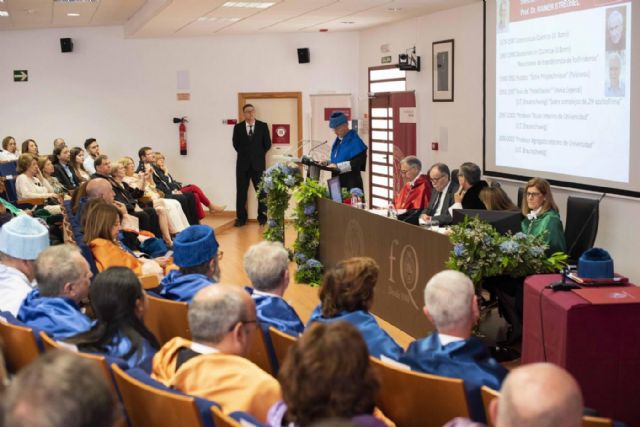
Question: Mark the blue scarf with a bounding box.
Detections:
[159,270,214,302]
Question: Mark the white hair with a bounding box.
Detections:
[243,241,289,291]
[608,9,623,27]
[424,270,474,330]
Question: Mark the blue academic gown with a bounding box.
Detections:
[330,129,367,164]
[100,332,157,372]
[399,332,507,423]
[159,270,214,302]
[246,287,305,373]
[307,304,403,360]
[17,289,92,340]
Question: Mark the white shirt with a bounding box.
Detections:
[438,333,465,346]
[15,174,55,199]
[83,155,96,175]
[0,263,35,316]
[434,181,451,217]
[190,341,220,355]
[0,151,19,162]
[251,289,285,300]
[245,121,256,136]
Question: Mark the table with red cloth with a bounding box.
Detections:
[522,274,640,426]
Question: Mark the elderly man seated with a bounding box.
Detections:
[0,216,49,316]
[152,284,280,422]
[1,349,119,427]
[244,241,304,336]
[399,270,507,423]
[18,245,93,339]
[159,225,220,302]
[393,156,432,212]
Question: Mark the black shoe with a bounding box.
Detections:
[258,218,267,226]
[234,219,247,227]
[489,345,521,363]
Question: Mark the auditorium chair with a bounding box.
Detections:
[247,327,275,375]
[564,196,600,264]
[112,365,217,427]
[144,294,190,345]
[480,386,614,427]
[139,274,161,290]
[371,356,469,427]
[0,318,41,373]
[211,406,265,427]
[517,186,524,209]
[268,326,297,369]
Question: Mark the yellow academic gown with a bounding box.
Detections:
[152,337,281,423]
[89,238,143,275]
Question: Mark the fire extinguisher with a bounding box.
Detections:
[173,117,188,155]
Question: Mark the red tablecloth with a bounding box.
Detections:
[523,274,640,426]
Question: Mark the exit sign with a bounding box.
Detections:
[381,56,392,64]
[13,70,28,82]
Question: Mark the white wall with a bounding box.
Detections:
[358,2,640,281]
[0,26,359,211]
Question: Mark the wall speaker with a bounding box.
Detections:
[60,38,73,53]
[297,48,310,64]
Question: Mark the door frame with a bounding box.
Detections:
[238,92,303,157]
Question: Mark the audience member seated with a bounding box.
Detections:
[70,146,91,182]
[159,225,220,301]
[267,322,389,427]
[307,257,403,360]
[521,177,566,254]
[420,162,459,226]
[21,138,39,157]
[393,156,432,211]
[15,153,62,215]
[84,202,164,276]
[53,137,66,151]
[450,162,487,213]
[244,241,304,337]
[83,138,101,175]
[121,155,189,234]
[66,266,160,371]
[0,135,19,161]
[152,284,281,422]
[52,145,78,191]
[479,183,518,211]
[0,349,119,427]
[399,270,507,423]
[137,146,199,225]
[17,245,92,339]
[111,160,168,244]
[39,155,67,196]
[0,216,49,316]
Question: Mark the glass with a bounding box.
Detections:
[526,192,542,198]
[370,68,406,81]
[430,174,445,184]
[370,80,406,93]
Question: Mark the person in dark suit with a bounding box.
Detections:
[232,104,271,227]
[450,162,487,212]
[52,145,78,192]
[420,163,459,225]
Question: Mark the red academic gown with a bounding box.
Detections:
[394,174,432,210]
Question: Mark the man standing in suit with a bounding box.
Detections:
[420,163,459,225]
[233,104,271,227]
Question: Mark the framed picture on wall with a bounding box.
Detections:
[432,39,454,102]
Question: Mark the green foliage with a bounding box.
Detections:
[292,179,327,285]
[446,216,568,287]
[258,162,302,243]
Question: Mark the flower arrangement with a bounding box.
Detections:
[446,216,567,287]
[341,187,365,205]
[258,162,302,243]
[292,179,327,285]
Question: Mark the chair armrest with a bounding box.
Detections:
[17,197,46,206]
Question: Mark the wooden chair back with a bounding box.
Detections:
[247,328,274,375]
[211,407,241,427]
[582,416,614,427]
[268,326,297,368]
[112,364,205,427]
[480,386,500,427]
[144,294,190,345]
[139,274,160,290]
[0,320,41,373]
[39,329,59,351]
[371,356,469,427]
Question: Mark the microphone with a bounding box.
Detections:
[547,266,579,291]
[272,140,327,163]
[566,192,606,261]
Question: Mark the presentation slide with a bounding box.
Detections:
[485,0,639,195]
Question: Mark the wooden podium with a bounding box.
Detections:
[318,198,453,338]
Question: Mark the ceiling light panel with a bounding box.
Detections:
[222,2,275,9]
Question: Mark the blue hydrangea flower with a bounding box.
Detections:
[263,176,273,192]
[294,252,307,263]
[267,219,278,228]
[529,246,544,257]
[454,243,465,257]
[482,236,492,246]
[499,240,520,254]
[284,175,297,187]
[350,188,364,198]
[303,204,315,215]
[306,259,322,268]
[514,232,527,240]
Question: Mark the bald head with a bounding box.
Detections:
[86,178,114,203]
[494,363,583,427]
[189,284,256,348]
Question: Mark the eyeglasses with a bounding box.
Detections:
[430,175,445,183]
[229,319,258,332]
[217,250,224,261]
[526,192,543,198]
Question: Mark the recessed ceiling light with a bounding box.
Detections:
[67,12,80,17]
[222,2,274,9]
[386,7,402,12]
[341,21,355,24]
[197,16,241,22]
[0,10,8,17]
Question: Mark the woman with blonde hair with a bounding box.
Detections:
[1,136,19,161]
[307,256,403,360]
[520,177,566,254]
[15,153,61,215]
[120,156,189,235]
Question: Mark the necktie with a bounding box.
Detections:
[249,125,254,137]
[432,192,441,214]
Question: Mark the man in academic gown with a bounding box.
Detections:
[327,111,368,192]
[18,245,93,340]
[152,285,281,423]
[394,156,432,211]
[159,225,220,302]
[399,270,507,423]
